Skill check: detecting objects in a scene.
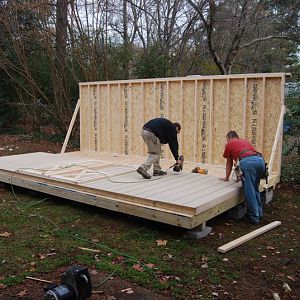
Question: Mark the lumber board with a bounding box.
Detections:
[190,193,243,227]
[268,106,285,174]
[79,73,290,86]
[61,99,80,154]
[217,221,281,253]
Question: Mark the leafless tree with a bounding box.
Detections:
[187,0,299,74]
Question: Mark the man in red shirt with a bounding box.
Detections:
[221,131,265,224]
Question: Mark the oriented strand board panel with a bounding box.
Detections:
[197,80,211,164]
[79,73,287,176]
[108,84,120,154]
[166,81,182,159]
[80,86,90,151]
[182,80,196,161]
[211,79,228,165]
[263,77,284,174]
[228,79,245,137]
[98,85,109,152]
[246,78,265,151]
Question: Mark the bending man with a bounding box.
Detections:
[137,118,181,179]
[221,131,265,224]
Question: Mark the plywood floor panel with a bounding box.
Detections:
[179,181,239,204]
[136,175,215,199]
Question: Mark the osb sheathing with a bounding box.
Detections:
[79,74,286,174]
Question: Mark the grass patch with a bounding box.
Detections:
[0,181,299,298]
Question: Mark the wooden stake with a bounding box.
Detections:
[218,221,281,253]
[26,276,52,284]
[78,246,100,253]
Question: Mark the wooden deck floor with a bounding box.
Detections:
[0,151,278,228]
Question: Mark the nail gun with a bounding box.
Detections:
[173,155,184,172]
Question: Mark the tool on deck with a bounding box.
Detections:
[192,167,208,175]
[173,155,184,172]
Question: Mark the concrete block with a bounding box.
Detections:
[184,226,212,239]
[261,188,274,205]
[227,202,247,220]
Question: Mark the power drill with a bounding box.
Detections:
[173,155,184,172]
[192,167,208,175]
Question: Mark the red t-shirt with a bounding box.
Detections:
[223,139,255,161]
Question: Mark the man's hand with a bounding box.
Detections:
[219,177,229,181]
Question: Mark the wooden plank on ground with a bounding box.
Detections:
[218,221,281,253]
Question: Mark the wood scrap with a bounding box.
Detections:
[78,246,100,253]
[218,221,281,253]
[26,276,52,284]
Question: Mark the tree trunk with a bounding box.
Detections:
[55,0,68,73]
[123,0,130,79]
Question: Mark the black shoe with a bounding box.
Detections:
[137,167,151,179]
[153,170,167,176]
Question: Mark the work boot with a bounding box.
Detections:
[153,170,167,176]
[137,167,151,179]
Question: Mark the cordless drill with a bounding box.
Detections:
[192,167,208,175]
[173,155,184,172]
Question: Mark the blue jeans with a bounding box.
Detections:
[239,156,265,224]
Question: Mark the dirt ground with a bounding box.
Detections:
[0,267,171,300]
[0,134,299,300]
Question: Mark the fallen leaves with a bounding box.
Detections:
[17,289,28,297]
[156,272,181,284]
[0,283,7,289]
[121,287,133,294]
[283,282,292,292]
[0,232,12,238]
[132,264,144,272]
[36,250,56,260]
[112,256,125,265]
[287,275,296,282]
[201,254,208,263]
[38,253,46,260]
[162,253,173,261]
[90,269,98,275]
[201,254,209,268]
[156,239,167,246]
[145,263,156,269]
[131,262,156,272]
